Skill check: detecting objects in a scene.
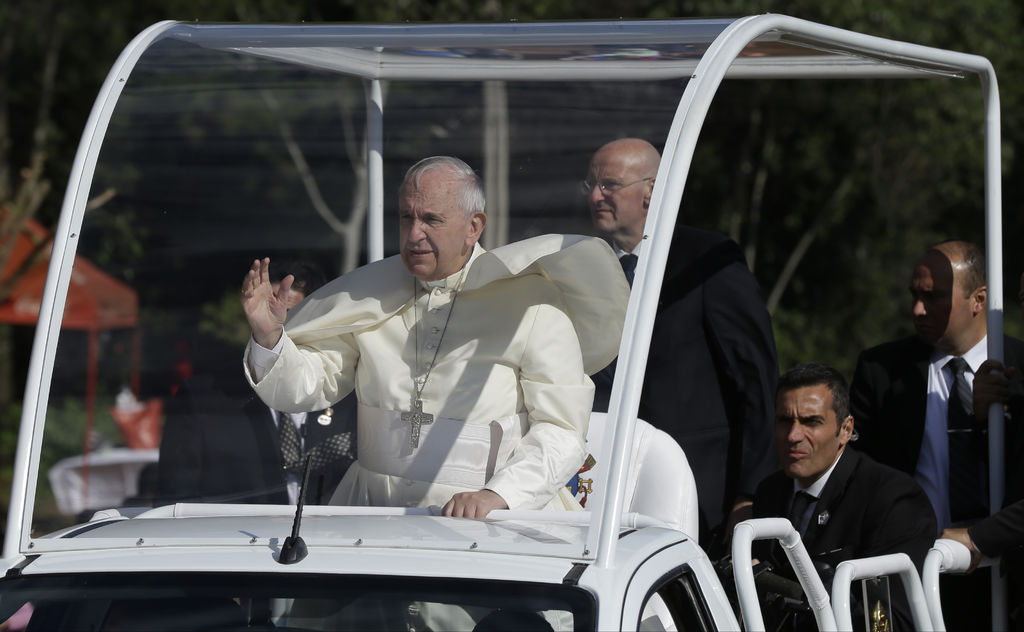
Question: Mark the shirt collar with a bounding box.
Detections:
[420,243,482,292]
[929,334,988,374]
[613,237,645,259]
[792,448,846,499]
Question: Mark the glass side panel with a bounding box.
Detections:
[32,33,685,534]
[0,573,597,631]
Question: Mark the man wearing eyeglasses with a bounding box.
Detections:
[584,138,658,264]
[586,138,779,551]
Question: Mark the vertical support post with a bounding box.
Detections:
[981,68,1007,631]
[483,80,509,249]
[364,78,385,263]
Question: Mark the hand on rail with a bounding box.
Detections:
[972,359,1016,424]
[940,527,981,572]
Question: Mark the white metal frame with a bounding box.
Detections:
[597,13,1005,623]
[731,518,836,631]
[3,19,181,562]
[830,553,932,631]
[922,538,996,631]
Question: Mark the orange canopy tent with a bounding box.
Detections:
[0,218,140,454]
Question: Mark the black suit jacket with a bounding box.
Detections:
[753,449,936,632]
[638,226,778,539]
[850,334,1024,507]
[157,372,356,505]
[970,498,1024,557]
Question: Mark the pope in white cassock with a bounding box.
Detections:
[241,156,628,518]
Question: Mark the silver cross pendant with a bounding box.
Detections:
[401,399,434,448]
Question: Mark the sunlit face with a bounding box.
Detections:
[775,384,852,487]
[586,146,653,251]
[909,248,981,354]
[272,282,306,310]
[399,168,485,282]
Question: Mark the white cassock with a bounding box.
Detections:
[245,234,628,510]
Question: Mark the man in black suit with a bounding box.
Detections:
[586,138,779,546]
[850,241,1024,529]
[157,260,356,505]
[849,241,1024,629]
[753,362,936,632]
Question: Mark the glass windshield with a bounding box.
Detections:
[31,29,685,534]
[0,572,595,631]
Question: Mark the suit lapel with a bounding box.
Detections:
[901,339,932,470]
[802,450,859,548]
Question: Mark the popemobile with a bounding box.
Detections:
[0,16,1007,630]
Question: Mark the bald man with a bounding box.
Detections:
[585,138,660,257]
[585,138,779,547]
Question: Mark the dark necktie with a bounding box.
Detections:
[946,357,987,522]
[619,253,638,287]
[787,490,815,535]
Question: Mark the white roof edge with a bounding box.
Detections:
[165,19,738,47]
[160,16,984,81]
[225,46,955,81]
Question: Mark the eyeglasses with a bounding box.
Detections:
[579,177,653,196]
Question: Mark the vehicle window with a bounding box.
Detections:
[639,568,714,632]
[0,572,596,631]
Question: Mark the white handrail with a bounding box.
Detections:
[732,518,836,632]
[922,538,995,631]
[831,553,932,631]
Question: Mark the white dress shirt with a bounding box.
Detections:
[789,449,844,534]
[916,335,987,528]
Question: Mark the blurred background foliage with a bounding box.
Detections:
[3,0,1024,543]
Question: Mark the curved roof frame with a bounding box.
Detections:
[594,13,1003,573]
[4,15,1003,585]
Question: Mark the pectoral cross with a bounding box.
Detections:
[401,399,434,448]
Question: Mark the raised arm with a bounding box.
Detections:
[241,257,294,349]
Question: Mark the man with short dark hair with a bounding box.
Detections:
[753,362,935,632]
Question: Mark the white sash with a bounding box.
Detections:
[357,403,527,489]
